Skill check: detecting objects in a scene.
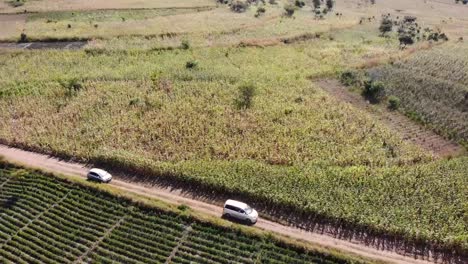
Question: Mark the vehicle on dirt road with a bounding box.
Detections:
[223,199,258,225]
[87,168,112,183]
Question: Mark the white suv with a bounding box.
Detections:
[222,199,258,225]
[87,168,112,183]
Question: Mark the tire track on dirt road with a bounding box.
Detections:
[0,144,443,264]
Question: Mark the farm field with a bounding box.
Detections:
[0,0,468,262]
[0,164,359,264]
[368,43,468,147]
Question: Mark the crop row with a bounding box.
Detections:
[371,58,468,144]
[0,167,355,264]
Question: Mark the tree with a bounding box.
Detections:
[283,4,296,17]
[363,80,386,103]
[326,0,334,10]
[379,15,393,36]
[313,0,321,9]
[230,0,249,13]
[235,83,257,109]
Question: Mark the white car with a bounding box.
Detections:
[222,199,258,225]
[87,168,112,183]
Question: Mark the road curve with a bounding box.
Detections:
[0,144,436,264]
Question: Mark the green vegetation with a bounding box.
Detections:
[1,0,467,260]
[368,43,468,146]
[0,163,360,264]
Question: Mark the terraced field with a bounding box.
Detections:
[0,165,356,264]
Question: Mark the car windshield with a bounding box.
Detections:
[244,206,253,214]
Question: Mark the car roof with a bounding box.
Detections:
[89,168,109,176]
[225,199,248,209]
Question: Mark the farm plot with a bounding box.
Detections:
[0,165,357,264]
[368,43,468,147]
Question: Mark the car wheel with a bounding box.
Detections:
[223,213,230,219]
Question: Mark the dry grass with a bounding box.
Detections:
[0,14,25,40]
[0,0,216,13]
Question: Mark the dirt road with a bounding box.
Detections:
[0,144,440,264]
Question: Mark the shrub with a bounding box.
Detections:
[388,96,401,110]
[10,0,25,7]
[326,0,334,10]
[313,0,321,9]
[379,15,393,36]
[230,0,249,13]
[59,78,83,97]
[19,32,27,43]
[235,83,257,109]
[363,80,386,102]
[268,0,277,4]
[283,4,296,17]
[185,60,198,69]
[255,6,266,17]
[340,70,360,86]
[177,204,190,211]
[181,40,190,50]
[295,0,305,8]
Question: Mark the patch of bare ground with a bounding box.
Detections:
[0,14,26,40]
[316,79,464,158]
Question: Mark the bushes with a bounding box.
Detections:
[388,96,400,110]
[379,14,393,36]
[363,80,386,102]
[230,0,249,13]
[339,70,360,86]
[235,83,257,109]
[294,0,305,8]
[185,60,199,69]
[283,5,296,17]
[180,40,190,50]
[19,32,28,43]
[255,6,266,17]
[59,78,83,97]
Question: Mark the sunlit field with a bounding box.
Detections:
[0,0,467,259]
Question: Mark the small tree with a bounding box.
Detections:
[235,83,257,109]
[255,6,266,17]
[295,0,305,8]
[313,0,321,9]
[283,4,296,17]
[388,96,400,110]
[230,0,249,12]
[379,15,393,36]
[363,80,385,103]
[19,32,27,43]
[185,60,198,69]
[180,40,190,50]
[326,0,334,10]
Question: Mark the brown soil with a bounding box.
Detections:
[0,144,459,264]
[316,79,464,158]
